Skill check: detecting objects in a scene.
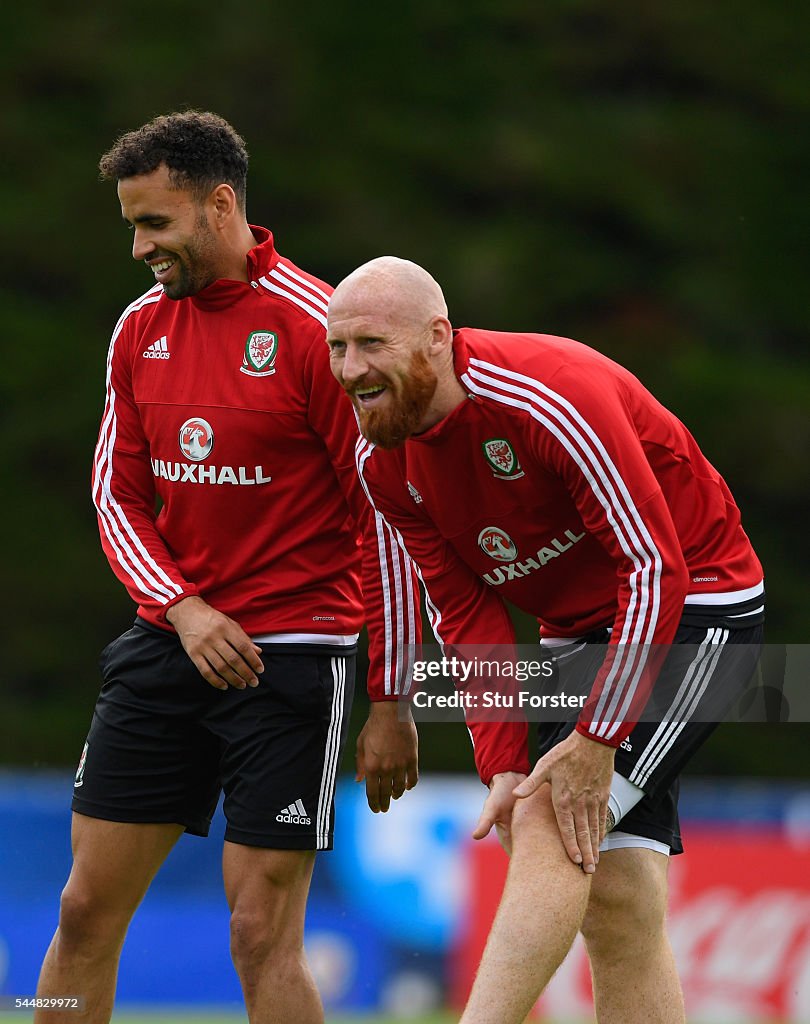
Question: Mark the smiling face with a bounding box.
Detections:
[327,257,462,448]
[117,164,223,299]
[328,316,439,449]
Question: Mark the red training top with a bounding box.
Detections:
[92,227,418,697]
[357,328,763,781]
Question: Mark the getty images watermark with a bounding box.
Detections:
[397,643,805,724]
[411,654,587,712]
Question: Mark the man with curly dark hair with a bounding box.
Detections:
[99,110,250,212]
[34,112,419,1024]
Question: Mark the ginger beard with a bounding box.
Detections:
[349,348,438,449]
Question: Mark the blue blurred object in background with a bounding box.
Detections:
[2,771,810,1013]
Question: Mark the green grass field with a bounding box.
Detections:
[0,1015,460,1024]
[112,1016,457,1024]
[0,1010,782,1024]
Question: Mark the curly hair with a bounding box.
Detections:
[99,111,249,210]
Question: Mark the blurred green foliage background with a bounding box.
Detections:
[2,2,808,774]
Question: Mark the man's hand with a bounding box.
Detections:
[513,730,614,873]
[472,771,527,856]
[356,701,418,813]
[167,596,264,691]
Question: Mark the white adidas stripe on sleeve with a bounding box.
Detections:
[462,359,663,741]
[91,291,185,606]
[356,439,419,696]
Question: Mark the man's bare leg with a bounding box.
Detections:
[35,814,183,1024]
[223,842,322,1024]
[581,846,686,1024]
[460,785,592,1024]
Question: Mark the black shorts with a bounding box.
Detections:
[537,621,764,854]
[72,620,355,850]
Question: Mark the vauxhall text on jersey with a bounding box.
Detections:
[357,328,764,783]
[91,228,417,695]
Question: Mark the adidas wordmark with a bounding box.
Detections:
[143,336,170,359]
[276,798,311,825]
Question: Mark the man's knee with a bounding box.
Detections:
[511,785,558,853]
[229,892,307,978]
[226,847,313,971]
[581,849,670,957]
[55,878,130,952]
[57,816,180,952]
[229,904,303,972]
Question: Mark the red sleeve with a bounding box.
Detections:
[91,313,199,622]
[303,330,421,702]
[357,441,530,785]
[529,367,690,746]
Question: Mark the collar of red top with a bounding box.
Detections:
[451,328,471,380]
[407,330,477,443]
[189,225,279,311]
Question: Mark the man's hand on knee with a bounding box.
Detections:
[472,771,527,855]
[513,732,614,873]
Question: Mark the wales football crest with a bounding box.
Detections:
[482,438,524,479]
[241,331,278,377]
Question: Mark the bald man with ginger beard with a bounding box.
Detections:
[327,257,764,1024]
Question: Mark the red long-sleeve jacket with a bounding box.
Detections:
[91,227,418,697]
[358,328,764,781]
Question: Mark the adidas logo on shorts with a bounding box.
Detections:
[276,798,311,825]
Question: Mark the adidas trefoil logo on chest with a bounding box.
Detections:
[143,335,170,360]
